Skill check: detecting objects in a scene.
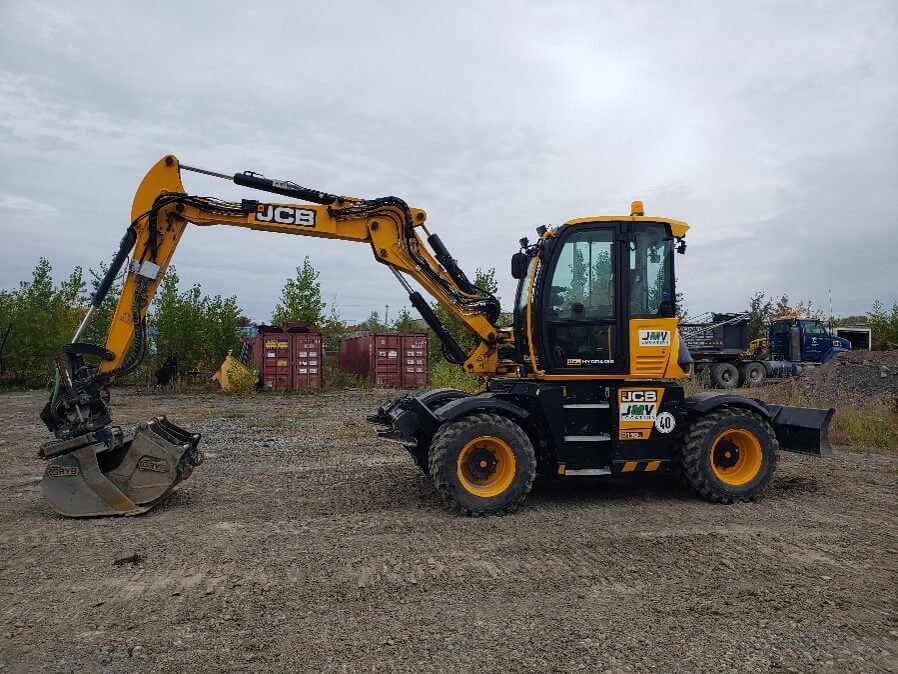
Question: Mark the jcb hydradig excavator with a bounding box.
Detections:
[38,155,833,517]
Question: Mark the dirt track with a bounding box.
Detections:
[1,388,896,673]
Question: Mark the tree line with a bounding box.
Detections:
[2,255,896,389]
[0,258,246,387]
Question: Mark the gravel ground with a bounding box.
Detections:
[1,387,897,673]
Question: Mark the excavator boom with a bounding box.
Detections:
[38,155,504,516]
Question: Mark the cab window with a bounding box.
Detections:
[802,321,826,336]
[628,224,674,316]
[547,229,614,320]
[543,228,617,369]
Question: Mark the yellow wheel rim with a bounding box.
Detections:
[710,428,763,486]
[456,436,517,497]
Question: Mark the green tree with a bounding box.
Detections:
[392,307,418,333]
[0,258,84,386]
[868,299,898,350]
[272,256,326,326]
[200,294,244,369]
[320,306,351,354]
[152,266,243,374]
[747,291,774,342]
[81,262,122,346]
[360,310,385,334]
[774,293,792,318]
[428,267,500,364]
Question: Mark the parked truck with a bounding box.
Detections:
[681,313,851,388]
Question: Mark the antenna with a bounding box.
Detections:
[828,288,833,329]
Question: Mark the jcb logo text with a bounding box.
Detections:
[256,205,316,226]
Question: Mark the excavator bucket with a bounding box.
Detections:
[39,417,203,517]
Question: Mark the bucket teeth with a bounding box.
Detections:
[40,418,202,518]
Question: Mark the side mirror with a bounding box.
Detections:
[511,252,530,280]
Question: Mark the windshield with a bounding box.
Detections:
[802,320,826,336]
[628,224,675,316]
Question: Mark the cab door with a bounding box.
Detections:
[801,320,826,362]
[538,225,626,374]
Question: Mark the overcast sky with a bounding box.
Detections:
[2,1,896,324]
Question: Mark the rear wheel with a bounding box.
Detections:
[738,361,767,388]
[711,362,739,389]
[678,408,778,503]
[429,412,536,516]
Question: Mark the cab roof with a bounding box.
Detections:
[561,215,690,238]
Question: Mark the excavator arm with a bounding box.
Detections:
[38,155,506,516]
[94,155,503,378]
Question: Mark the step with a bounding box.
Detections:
[563,402,610,409]
[563,467,612,476]
[563,434,611,442]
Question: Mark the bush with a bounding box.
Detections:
[221,363,259,397]
[0,259,84,387]
[428,360,482,393]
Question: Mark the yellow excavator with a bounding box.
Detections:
[38,155,833,517]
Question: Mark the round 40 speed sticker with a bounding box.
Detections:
[654,411,676,434]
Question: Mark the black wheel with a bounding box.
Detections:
[678,408,778,503]
[711,362,739,389]
[738,361,767,388]
[429,412,536,516]
[405,389,470,476]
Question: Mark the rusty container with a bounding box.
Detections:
[249,323,321,391]
[338,333,428,388]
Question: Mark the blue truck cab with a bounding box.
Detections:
[768,318,851,364]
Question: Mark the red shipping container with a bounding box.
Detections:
[249,324,321,391]
[338,334,428,388]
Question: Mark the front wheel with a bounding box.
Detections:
[678,408,778,503]
[429,412,536,516]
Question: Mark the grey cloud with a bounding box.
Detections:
[1,0,895,324]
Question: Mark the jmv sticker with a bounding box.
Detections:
[619,390,658,421]
[638,329,671,346]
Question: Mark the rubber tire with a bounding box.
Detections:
[678,408,778,503]
[711,362,739,389]
[429,412,536,516]
[738,361,767,388]
[406,390,470,476]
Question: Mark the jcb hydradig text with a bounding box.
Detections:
[39,155,833,517]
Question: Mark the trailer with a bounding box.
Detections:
[681,313,851,388]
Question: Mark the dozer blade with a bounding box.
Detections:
[767,405,835,456]
[39,417,203,518]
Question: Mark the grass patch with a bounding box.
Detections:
[429,360,482,393]
[828,399,898,450]
[709,381,898,451]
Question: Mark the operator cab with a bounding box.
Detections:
[512,203,688,377]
